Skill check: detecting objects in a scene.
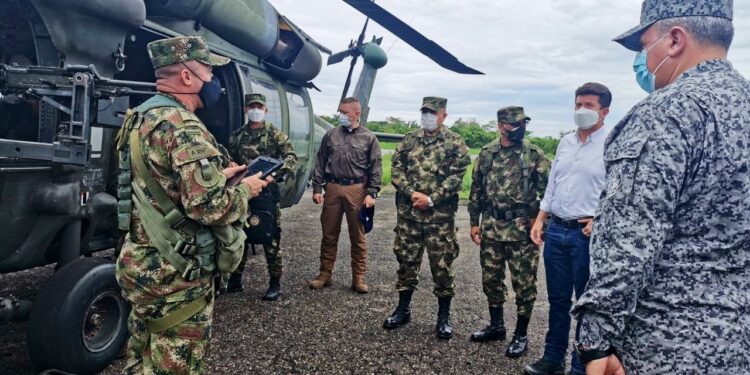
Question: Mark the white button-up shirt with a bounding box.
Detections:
[539,126,609,220]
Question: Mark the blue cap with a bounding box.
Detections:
[359,206,374,234]
[614,0,733,51]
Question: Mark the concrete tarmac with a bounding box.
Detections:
[1,191,579,374]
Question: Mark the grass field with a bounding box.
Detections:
[380,153,476,200]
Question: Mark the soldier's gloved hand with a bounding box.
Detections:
[470,226,481,246]
[241,172,268,198]
[530,219,544,246]
[411,192,431,211]
[222,164,246,179]
[312,193,324,204]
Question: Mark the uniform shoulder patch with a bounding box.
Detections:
[604,176,621,200]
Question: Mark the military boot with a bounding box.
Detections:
[352,274,369,294]
[383,290,413,329]
[262,276,281,301]
[506,315,531,357]
[435,297,453,339]
[470,306,506,342]
[308,272,332,289]
[226,272,244,293]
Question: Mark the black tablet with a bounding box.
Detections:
[226,156,283,187]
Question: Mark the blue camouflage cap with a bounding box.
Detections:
[359,205,374,234]
[614,0,733,51]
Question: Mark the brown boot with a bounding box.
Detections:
[352,274,369,294]
[308,272,332,289]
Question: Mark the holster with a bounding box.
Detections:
[245,185,280,245]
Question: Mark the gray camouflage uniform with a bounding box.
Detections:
[572,59,750,374]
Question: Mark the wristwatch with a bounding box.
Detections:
[369,192,378,199]
[574,342,617,364]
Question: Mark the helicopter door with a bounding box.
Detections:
[283,85,313,204]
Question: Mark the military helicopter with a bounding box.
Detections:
[0,0,482,373]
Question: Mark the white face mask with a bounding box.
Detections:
[574,108,600,130]
[247,108,265,123]
[421,112,439,131]
[338,113,352,128]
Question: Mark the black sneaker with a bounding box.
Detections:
[523,358,565,375]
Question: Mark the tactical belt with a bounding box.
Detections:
[550,215,590,229]
[485,206,530,221]
[326,176,365,185]
[145,291,213,333]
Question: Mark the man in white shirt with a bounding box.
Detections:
[524,82,611,375]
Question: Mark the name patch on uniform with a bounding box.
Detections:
[189,146,213,160]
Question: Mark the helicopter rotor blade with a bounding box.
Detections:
[339,53,359,103]
[342,0,484,75]
[327,48,357,65]
[357,15,370,46]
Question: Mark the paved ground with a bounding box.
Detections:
[0,191,577,374]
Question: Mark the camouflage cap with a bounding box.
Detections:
[420,96,447,111]
[614,0,733,51]
[497,106,531,124]
[147,36,230,69]
[245,93,266,106]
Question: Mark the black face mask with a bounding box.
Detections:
[506,125,526,144]
[197,75,222,108]
[176,63,223,109]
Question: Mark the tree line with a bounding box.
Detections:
[321,115,564,158]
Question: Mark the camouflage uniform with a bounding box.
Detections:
[391,97,471,298]
[228,95,297,279]
[115,36,249,374]
[468,108,549,315]
[573,2,750,373]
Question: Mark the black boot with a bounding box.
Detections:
[507,315,530,358]
[523,358,564,375]
[226,272,244,293]
[435,297,453,339]
[262,276,281,301]
[470,306,506,342]
[383,290,412,329]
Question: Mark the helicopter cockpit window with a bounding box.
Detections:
[285,86,311,159]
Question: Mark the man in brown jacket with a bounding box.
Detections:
[310,97,382,293]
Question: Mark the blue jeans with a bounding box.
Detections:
[542,220,590,374]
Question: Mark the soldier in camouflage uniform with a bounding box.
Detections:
[571,1,750,374]
[227,93,298,300]
[115,36,267,374]
[383,96,470,340]
[468,106,549,357]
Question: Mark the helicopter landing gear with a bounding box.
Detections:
[27,257,129,375]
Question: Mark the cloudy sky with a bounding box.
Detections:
[271,1,750,137]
